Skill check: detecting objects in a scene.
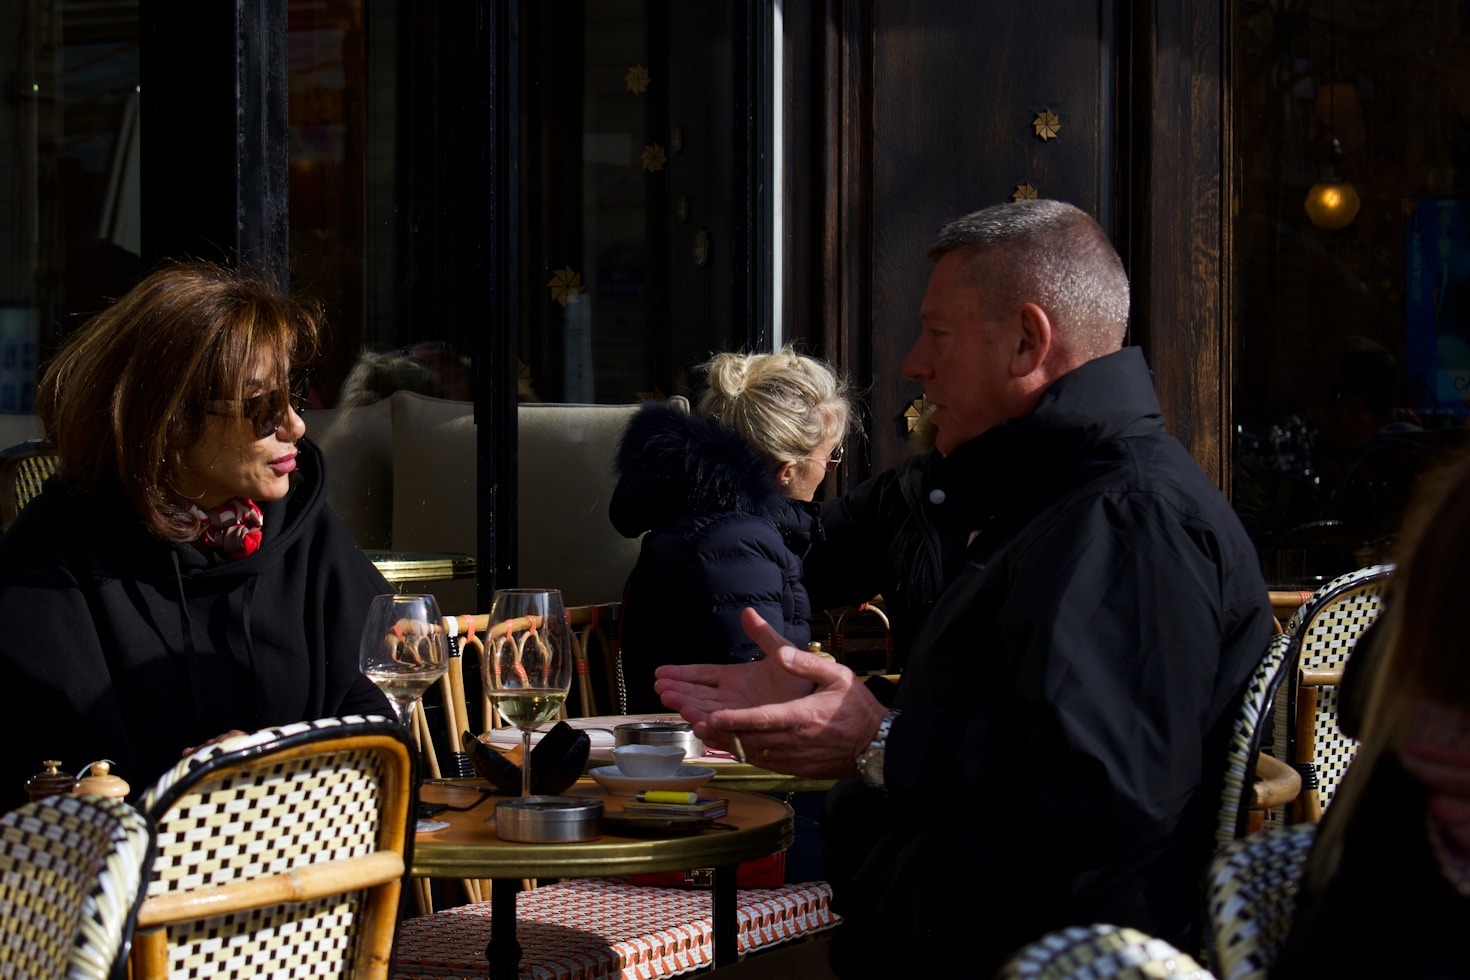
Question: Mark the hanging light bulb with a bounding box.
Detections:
[1305,0,1359,230]
[1305,174,1360,230]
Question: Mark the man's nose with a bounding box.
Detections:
[902,338,929,381]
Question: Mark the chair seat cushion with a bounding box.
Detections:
[392,877,838,979]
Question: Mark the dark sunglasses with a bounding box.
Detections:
[206,370,312,438]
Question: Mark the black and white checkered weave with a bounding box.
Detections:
[1205,822,1314,980]
[1217,631,1295,844]
[137,715,405,980]
[0,793,152,980]
[1281,564,1393,813]
[998,922,1214,979]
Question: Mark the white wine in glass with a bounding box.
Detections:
[359,593,448,727]
[360,593,449,832]
[483,588,572,797]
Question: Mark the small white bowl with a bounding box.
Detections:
[613,744,686,778]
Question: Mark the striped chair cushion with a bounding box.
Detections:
[391,877,838,980]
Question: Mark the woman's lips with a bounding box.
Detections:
[269,453,298,476]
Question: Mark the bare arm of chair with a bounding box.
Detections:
[1299,667,1343,688]
[1268,590,1315,624]
[136,851,405,926]
[1251,752,1302,810]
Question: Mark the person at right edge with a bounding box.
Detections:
[1271,443,1470,978]
[654,199,1273,976]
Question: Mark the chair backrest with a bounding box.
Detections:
[820,597,893,673]
[0,438,58,530]
[131,715,414,980]
[0,793,153,980]
[1280,564,1393,820]
[1205,823,1315,980]
[1217,631,1296,844]
[427,605,620,779]
[997,922,1215,980]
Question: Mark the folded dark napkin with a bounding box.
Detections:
[462,721,590,795]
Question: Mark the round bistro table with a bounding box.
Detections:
[413,779,794,978]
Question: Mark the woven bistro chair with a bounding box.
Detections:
[1277,564,1393,822]
[998,923,1215,980]
[0,793,153,980]
[0,438,58,532]
[1217,631,1299,843]
[130,715,415,980]
[1204,823,1315,980]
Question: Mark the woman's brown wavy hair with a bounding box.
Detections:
[37,261,322,542]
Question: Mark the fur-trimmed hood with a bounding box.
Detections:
[609,401,790,538]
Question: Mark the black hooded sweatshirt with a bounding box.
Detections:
[0,438,391,809]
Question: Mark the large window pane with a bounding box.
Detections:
[1233,0,1470,586]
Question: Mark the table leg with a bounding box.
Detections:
[487,878,521,979]
[712,865,737,967]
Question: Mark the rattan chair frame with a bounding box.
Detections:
[0,793,153,980]
[1217,631,1297,844]
[1204,822,1315,980]
[1278,564,1393,822]
[0,438,58,531]
[130,715,415,980]
[998,922,1215,980]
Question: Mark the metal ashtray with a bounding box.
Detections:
[614,721,705,760]
[493,795,603,843]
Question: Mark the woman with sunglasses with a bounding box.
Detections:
[0,261,392,809]
[611,346,852,716]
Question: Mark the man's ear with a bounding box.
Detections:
[1010,302,1053,378]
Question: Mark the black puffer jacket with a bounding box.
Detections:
[610,402,819,713]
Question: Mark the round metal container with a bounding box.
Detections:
[493,795,603,843]
[613,721,705,760]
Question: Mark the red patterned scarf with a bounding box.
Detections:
[189,498,264,561]
[1399,699,1470,897]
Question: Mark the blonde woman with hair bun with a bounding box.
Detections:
[610,347,852,715]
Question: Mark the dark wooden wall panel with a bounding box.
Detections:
[1127,3,1230,488]
[855,1,1120,468]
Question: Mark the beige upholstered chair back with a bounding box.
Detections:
[516,403,641,606]
[308,395,640,610]
[131,716,414,980]
[0,793,153,980]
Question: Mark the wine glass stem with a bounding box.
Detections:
[394,698,415,728]
[521,728,533,797]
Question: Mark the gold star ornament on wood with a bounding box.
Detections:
[1032,109,1061,140]
[547,266,584,307]
[1012,183,1038,201]
[625,65,650,94]
[641,143,667,173]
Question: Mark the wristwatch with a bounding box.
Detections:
[855,708,900,789]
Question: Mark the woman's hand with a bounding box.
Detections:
[655,608,889,778]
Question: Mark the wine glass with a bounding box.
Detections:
[359,593,448,726]
[482,589,573,797]
[360,594,450,831]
